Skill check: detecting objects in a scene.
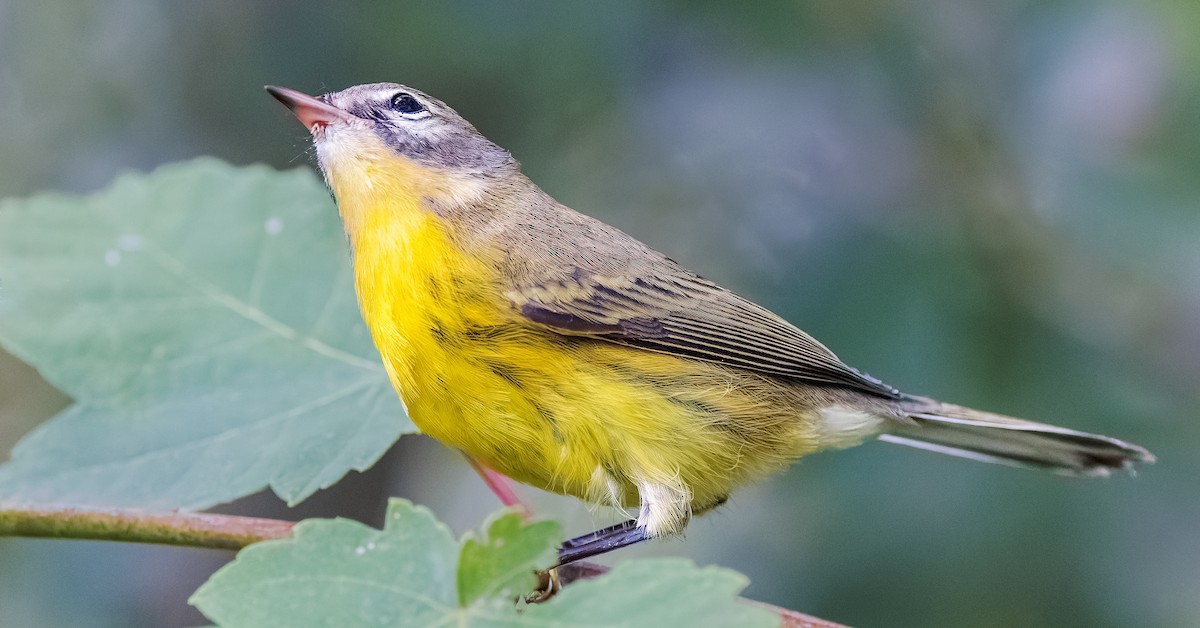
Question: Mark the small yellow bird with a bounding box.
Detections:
[267,83,1153,564]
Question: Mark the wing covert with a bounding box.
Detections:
[508,268,901,399]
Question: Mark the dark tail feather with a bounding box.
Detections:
[880,398,1155,477]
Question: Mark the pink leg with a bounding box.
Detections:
[467,457,532,521]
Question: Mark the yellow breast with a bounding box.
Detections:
[329,152,598,491]
[328,150,820,522]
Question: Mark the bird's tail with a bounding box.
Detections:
[881,396,1155,477]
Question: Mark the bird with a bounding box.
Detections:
[266,83,1154,565]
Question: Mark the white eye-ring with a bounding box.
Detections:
[389,92,430,119]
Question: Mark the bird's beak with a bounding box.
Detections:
[265,85,353,133]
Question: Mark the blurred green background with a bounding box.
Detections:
[1,1,1196,626]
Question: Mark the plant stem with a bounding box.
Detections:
[466,456,533,521]
[0,504,293,550]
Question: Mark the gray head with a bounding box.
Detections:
[267,83,518,182]
[268,82,528,233]
[326,83,516,174]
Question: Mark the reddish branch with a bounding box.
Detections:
[467,456,534,521]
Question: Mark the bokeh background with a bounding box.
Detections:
[1,1,1197,626]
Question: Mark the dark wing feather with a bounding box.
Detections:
[508,269,901,399]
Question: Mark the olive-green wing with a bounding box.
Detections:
[507,268,901,399]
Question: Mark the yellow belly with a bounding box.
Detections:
[351,206,819,513]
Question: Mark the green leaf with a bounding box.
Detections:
[191,499,775,628]
[0,158,413,509]
[191,500,460,628]
[457,511,560,606]
[524,560,774,627]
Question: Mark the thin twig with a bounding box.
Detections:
[466,456,534,521]
[0,504,293,550]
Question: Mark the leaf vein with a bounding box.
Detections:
[292,380,395,498]
[27,377,381,485]
[139,241,381,372]
[242,574,455,615]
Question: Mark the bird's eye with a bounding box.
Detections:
[389,92,427,115]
